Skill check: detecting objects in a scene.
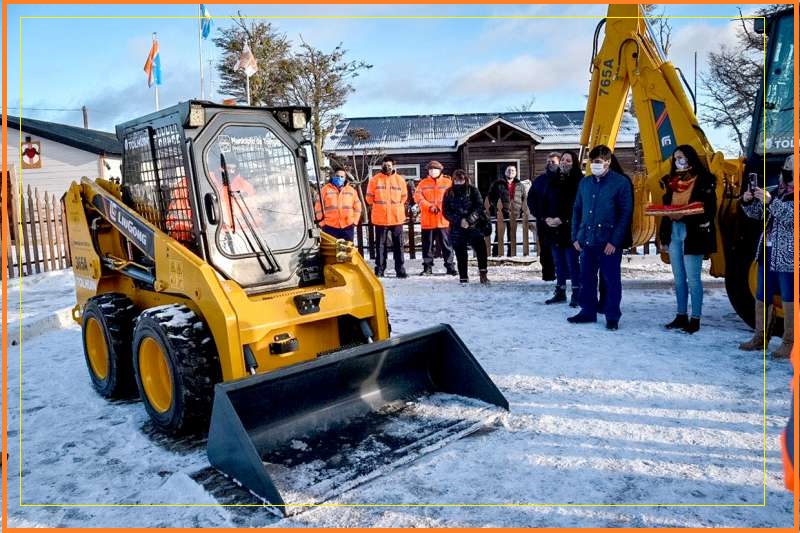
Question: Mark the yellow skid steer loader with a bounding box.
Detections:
[64,101,507,514]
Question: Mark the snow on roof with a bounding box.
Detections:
[324,111,639,153]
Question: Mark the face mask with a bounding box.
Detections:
[675,157,689,172]
[559,162,571,174]
[454,180,466,187]
[331,175,346,188]
[547,162,560,173]
[382,164,394,174]
[781,169,793,185]
[429,169,441,178]
[590,162,607,176]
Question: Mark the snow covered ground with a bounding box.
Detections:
[4,257,794,527]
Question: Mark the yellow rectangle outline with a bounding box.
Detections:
[11,10,774,511]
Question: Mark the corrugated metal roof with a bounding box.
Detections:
[324,111,638,153]
[5,115,122,156]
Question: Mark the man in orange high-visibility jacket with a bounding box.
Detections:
[366,155,408,278]
[314,169,362,242]
[415,160,456,276]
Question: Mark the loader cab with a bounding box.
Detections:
[116,102,323,294]
[745,8,794,189]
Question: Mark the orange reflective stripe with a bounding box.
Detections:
[781,431,794,491]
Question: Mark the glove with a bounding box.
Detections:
[430,205,440,214]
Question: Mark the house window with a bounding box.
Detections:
[371,164,421,181]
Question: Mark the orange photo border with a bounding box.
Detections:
[1,1,798,531]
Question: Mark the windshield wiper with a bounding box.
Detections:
[231,191,280,274]
[219,154,280,274]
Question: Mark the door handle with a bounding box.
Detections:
[204,193,219,225]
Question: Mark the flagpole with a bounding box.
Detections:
[198,5,205,100]
[245,75,251,106]
[153,32,160,111]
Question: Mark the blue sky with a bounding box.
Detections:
[8,3,765,154]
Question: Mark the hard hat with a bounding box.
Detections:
[783,154,793,172]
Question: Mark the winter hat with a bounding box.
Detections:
[427,160,444,170]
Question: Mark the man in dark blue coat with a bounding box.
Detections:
[568,145,633,330]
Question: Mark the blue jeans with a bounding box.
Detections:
[668,222,704,318]
[552,244,580,289]
[579,245,622,321]
[756,247,794,302]
[323,225,355,242]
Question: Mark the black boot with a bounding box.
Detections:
[396,269,408,279]
[569,289,580,308]
[419,264,433,276]
[374,268,385,278]
[682,317,701,334]
[479,270,489,284]
[567,312,597,324]
[445,264,458,276]
[665,314,689,330]
[545,286,567,305]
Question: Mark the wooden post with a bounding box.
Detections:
[356,223,364,256]
[60,195,72,267]
[508,208,517,258]
[407,218,416,259]
[27,186,41,274]
[522,204,530,257]
[44,193,57,271]
[367,223,375,260]
[8,168,21,276]
[54,194,66,269]
[494,198,505,257]
[6,220,14,278]
[35,188,50,272]
[19,185,32,276]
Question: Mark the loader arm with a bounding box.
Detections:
[580,4,745,277]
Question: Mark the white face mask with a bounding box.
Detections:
[429,169,441,178]
[675,157,689,172]
[590,162,607,176]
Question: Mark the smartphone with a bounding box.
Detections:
[747,173,758,192]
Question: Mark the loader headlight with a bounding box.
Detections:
[292,110,308,130]
[189,104,206,127]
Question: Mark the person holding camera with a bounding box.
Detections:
[738,155,794,357]
[443,169,490,284]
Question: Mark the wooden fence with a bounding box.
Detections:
[5,168,72,278]
[353,197,655,260]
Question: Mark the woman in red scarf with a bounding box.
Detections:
[657,145,718,334]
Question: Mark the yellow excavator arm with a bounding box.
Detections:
[580,4,745,276]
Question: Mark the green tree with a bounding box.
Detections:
[213,14,295,105]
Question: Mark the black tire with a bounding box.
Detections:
[725,253,756,329]
[81,293,137,399]
[132,305,220,435]
[725,249,784,336]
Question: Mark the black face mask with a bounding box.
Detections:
[382,164,394,174]
[781,169,793,184]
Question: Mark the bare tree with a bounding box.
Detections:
[286,38,372,163]
[642,5,672,55]
[698,6,781,154]
[327,127,384,224]
[508,96,536,113]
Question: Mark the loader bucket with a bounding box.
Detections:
[206,323,508,515]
